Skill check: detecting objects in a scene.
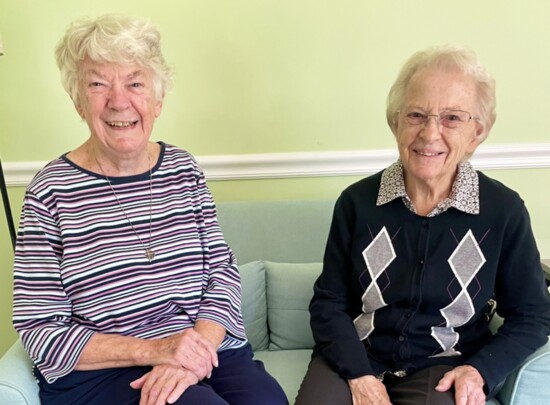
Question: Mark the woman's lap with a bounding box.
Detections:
[295,356,455,405]
[37,344,287,405]
[205,344,288,405]
[294,356,353,405]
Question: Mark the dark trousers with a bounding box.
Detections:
[295,356,457,405]
[36,344,288,405]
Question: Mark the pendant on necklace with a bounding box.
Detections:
[145,248,155,262]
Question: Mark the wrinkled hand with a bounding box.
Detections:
[435,365,485,405]
[348,375,392,405]
[130,364,199,405]
[153,329,218,380]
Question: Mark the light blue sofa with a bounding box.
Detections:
[1,200,549,404]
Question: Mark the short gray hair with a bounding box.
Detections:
[386,45,496,141]
[55,14,173,103]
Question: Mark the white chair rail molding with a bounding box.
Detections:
[3,143,550,184]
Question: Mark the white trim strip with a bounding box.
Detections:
[3,143,550,186]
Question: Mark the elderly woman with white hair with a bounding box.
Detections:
[295,46,550,405]
[12,14,287,405]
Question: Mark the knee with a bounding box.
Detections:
[243,374,288,405]
[295,356,352,405]
[173,384,228,405]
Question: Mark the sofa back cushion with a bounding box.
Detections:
[238,261,269,351]
[265,261,322,350]
[217,200,333,265]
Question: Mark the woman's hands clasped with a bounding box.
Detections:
[130,364,199,405]
[131,328,219,405]
[154,328,219,379]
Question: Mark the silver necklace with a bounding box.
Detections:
[95,154,155,262]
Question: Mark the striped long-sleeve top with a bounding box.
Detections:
[12,143,247,383]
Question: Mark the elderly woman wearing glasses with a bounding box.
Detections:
[295,46,550,405]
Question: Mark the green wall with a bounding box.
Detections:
[1,0,550,356]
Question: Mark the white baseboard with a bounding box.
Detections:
[3,143,550,186]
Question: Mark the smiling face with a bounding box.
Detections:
[394,68,486,192]
[76,58,163,160]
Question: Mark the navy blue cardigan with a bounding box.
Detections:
[310,170,550,393]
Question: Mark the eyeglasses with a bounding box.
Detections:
[398,109,478,130]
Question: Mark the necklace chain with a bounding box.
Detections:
[95,154,155,262]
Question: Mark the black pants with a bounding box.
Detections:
[295,356,458,405]
[36,344,288,405]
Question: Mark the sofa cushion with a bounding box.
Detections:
[264,261,322,350]
[253,349,312,404]
[217,200,333,264]
[238,261,269,351]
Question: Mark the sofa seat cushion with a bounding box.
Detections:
[254,349,312,404]
[265,262,322,350]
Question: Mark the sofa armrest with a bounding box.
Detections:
[495,338,550,405]
[0,340,39,405]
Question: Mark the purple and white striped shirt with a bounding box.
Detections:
[12,143,247,383]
